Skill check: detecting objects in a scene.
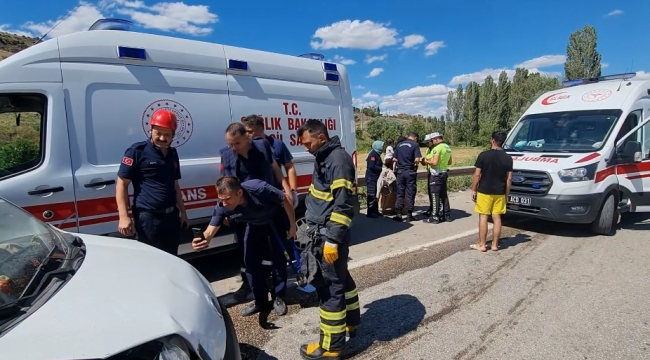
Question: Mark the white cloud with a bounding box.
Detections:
[634,71,650,80]
[113,1,218,35]
[0,24,37,38]
[367,68,384,77]
[362,92,380,99]
[354,83,452,117]
[402,34,426,48]
[365,53,387,64]
[355,85,365,89]
[16,1,218,38]
[424,41,446,56]
[515,54,565,69]
[448,54,566,86]
[602,62,609,68]
[353,98,378,109]
[332,55,355,65]
[381,84,452,117]
[22,2,104,38]
[310,20,398,50]
[428,74,437,78]
[605,10,623,17]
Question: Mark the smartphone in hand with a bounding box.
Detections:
[192,227,205,240]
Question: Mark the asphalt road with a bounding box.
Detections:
[245,213,650,360]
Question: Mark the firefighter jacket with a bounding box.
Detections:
[304,136,356,244]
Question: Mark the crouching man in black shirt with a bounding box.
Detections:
[470,131,513,252]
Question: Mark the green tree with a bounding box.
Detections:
[406,117,427,141]
[495,70,511,131]
[564,25,602,80]
[478,75,498,144]
[365,117,403,142]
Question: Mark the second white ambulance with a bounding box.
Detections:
[503,73,650,234]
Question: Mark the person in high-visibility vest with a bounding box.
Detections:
[422,132,452,223]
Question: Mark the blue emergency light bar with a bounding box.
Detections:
[298,53,325,61]
[117,46,146,60]
[324,73,339,82]
[228,59,248,71]
[89,18,133,31]
[562,72,637,87]
[323,62,338,72]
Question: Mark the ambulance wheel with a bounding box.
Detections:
[591,193,617,236]
[220,300,242,360]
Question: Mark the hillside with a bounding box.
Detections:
[0,31,39,60]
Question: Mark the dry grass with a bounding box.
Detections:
[356,146,481,174]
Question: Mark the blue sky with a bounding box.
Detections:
[1,0,647,117]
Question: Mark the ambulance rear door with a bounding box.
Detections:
[223,46,345,195]
[57,32,233,251]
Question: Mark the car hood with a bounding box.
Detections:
[0,233,226,360]
[510,151,601,172]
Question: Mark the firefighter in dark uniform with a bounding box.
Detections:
[220,122,293,316]
[423,132,453,223]
[392,132,422,222]
[191,176,297,327]
[116,109,188,255]
[296,119,360,360]
[365,140,384,218]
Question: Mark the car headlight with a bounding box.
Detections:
[107,335,192,360]
[558,163,598,183]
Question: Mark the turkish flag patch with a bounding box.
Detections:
[122,156,133,166]
[220,163,224,172]
[370,156,375,161]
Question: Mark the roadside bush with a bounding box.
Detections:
[0,139,39,170]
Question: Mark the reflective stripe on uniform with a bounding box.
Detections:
[330,212,352,227]
[319,308,347,351]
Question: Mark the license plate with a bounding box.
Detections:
[508,195,531,206]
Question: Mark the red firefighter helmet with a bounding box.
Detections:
[149,109,178,131]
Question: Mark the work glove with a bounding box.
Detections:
[323,241,339,264]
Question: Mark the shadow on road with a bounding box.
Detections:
[349,216,413,246]
[501,212,650,238]
[345,294,425,358]
[497,233,532,250]
[241,343,278,360]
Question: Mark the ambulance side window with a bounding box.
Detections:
[643,112,650,159]
[614,110,643,163]
[0,94,46,179]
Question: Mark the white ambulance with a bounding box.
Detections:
[0,19,359,256]
[503,73,650,235]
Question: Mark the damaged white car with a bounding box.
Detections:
[0,197,241,360]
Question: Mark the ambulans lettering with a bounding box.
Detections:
[541,92,570,105]
[512,156,559,164]
[181,187,207,202]
[142,99,194,147]
[239,102,339,147]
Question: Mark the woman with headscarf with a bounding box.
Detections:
[365,140,385,218]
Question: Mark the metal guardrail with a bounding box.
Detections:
[356,166,474,186]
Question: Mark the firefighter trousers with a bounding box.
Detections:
[313,234,361,352]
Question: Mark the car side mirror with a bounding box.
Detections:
[634,151,642,162]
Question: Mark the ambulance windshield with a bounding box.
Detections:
[504,109,622,153]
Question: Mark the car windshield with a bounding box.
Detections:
[0,198,63,306]
[504,109,623,153]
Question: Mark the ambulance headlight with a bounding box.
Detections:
[107,335,192,359]
[558,163,598,182]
